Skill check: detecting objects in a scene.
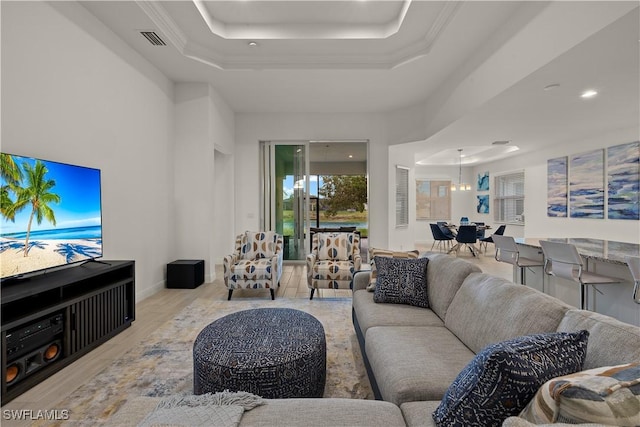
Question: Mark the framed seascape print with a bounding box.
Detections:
[547,156,568,217]
[477,195,489,214]
[477,171,489,191]
[570,149,604,219]
[607,141,639,220]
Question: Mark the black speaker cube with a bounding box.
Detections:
[167,260,205,289]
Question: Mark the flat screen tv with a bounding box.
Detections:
[1,153,103,281]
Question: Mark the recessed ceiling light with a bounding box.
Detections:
[348,155,353,158]
[248,41,258,47]
[581,89,598,98]
[543,84,560,91]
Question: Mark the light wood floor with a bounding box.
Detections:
[1,243,512,420]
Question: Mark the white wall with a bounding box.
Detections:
[209,91,236,265]
[235,113,390,249]
[472,126,640,243]
[1,1,176,300]
[386,102,428,146]
[404,125,639,247]
[173,83,234,280]
[214,149,235,264]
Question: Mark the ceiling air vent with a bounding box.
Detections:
[140,31,166,46]
[492,140,510,145]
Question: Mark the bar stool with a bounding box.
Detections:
[492,235,543,285]
[625,255,640,304]
[540,240,621,311]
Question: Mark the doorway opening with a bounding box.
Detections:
[260,141,368,261]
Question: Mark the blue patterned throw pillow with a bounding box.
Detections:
[373,256,429,308]
[432,330,589,427]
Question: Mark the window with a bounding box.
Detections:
[396,166,409,227]
[416,179,451,220]
[493,171,525,223]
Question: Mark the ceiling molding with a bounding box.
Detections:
[415,145,521,166]
[391,1,462,68]
[192,0,412,40]
[135,0,461,70]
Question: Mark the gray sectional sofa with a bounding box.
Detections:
[128,252,640,426]
[351,253,640,426]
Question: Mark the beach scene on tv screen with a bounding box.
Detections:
[1,154,102,279]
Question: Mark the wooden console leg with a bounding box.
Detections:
[310,289,315,300]
[270,289,275,300]
[227,289,233,301]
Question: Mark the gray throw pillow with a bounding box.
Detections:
[432,330,589,427]
[373,256,429,308]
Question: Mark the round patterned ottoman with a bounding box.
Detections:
[193,308,326,398]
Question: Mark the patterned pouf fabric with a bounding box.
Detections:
[193,308,326,398]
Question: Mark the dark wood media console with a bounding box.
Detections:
[1,260,135,405]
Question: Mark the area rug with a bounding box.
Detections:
[37,297,372,425]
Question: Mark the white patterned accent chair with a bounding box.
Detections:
[224,231,283,300]
[306,232,361,300]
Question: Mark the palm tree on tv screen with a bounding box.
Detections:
[0,153,23,221]
[11,160,61,257]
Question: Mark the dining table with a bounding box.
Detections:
[445,223,491,257]
[443,223,492,232]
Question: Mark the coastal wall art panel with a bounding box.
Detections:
[607,141,639,220]
[547,156,568,217]
[477,171,489,191]
[570,149,604,219]
[477,195,489,214]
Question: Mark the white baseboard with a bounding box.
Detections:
[136,280,165,303]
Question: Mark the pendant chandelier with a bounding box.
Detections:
[451,148,471,192]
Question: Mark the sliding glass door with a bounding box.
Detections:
[260,142,309,261]
[260,140,369,261]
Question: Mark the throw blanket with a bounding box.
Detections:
[138,390,265,427]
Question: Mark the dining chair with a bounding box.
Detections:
[453,225,478,257]
[474,222,486,240]
[429,223,453,251]
[625,255,640,304]
[492,235,543,285]
[539,240,620,311]
[479,224,506,254]
[437,222,456,240]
